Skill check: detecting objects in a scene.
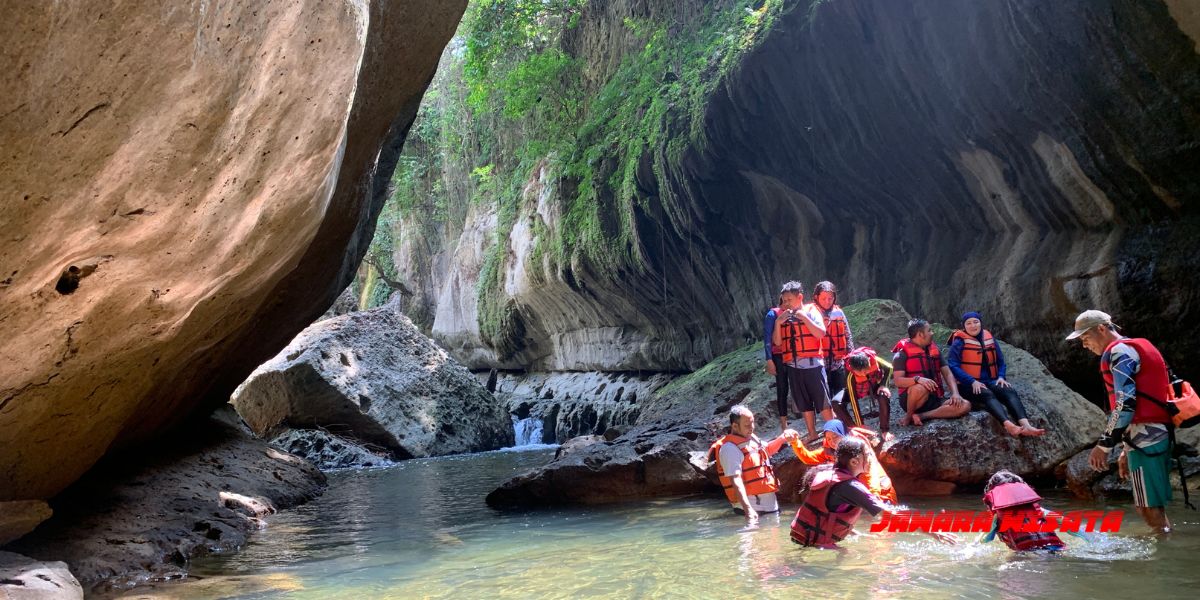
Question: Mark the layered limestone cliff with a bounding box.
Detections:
[390,0,1200,402]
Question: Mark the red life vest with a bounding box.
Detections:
[708,433,779,504]
[983,482,1065,551]
[949,329,999,380]
[821,305,851,362]
[892,338,944,397]
[790,467,863,546]
[1101,338,1174,424]
[769,306,785,356]
[780,304,824,363]
[846,347,884,400]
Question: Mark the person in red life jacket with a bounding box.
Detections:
[1071,310,1174,533]
[771,281,832,443]
[843,347,895,441]
[813,281,856,425]
[788,420,897,503]
[980,470,1090,551]
[790,436,954,548]
[892,319,969,426]
[708,405,798,526]
[947,311,1045,437]
[764,288,796,431]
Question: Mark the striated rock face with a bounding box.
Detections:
[9,408,325,593]
[231,301,513,462]
[497,371,675,444]
[0,1,467,500]
[394,0,1200,405]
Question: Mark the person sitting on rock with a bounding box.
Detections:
[788,419,897,503]
[980,470,1089,551]
[947,311,1045,437]
[814,281,855,424]
[790,436,954,548]
[772,281,832,443]
[892,319,969,426]
[841,346,894,441]
[707,405,797,526]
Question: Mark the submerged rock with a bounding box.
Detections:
[232,300,513,464]
[9,407,324,594]
[0,552,82,600]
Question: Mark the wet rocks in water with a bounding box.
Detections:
[496,371,673,444]
[232,300,513,468]
[8,407,325,594]
[269,429,392,471]
[0,552,82,600]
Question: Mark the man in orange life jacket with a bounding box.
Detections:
[1071,310,1174,533]
[709,405,797,525]
[772,281,832,443]
[892,319,969,426]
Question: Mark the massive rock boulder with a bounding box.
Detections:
[0,0,468,500]
[488,299,1105,506]
[9,408,325,593]
[232,301,513,463]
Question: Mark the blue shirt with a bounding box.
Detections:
[764,308,779,360]
[947,335,1007,386]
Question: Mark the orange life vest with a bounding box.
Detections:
[949,329,999,381]
[780,304,824,363]
[846,347,885,401]
[821,305,851,362]
[893,338,944,397]
[790,467,863,547]
[983,482,1064,551]
[708,433,779,504]
[1100,338,1174,424]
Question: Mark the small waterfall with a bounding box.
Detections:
[511,414,544,447]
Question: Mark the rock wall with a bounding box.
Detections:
[0,0,467,500]
[497,371,675,443]
[394,0,1200,402]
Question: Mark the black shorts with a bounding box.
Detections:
[786,365,830,413]
[914,394,945,414]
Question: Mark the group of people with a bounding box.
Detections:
[716,283,1187,551]
[762,281,1044,441]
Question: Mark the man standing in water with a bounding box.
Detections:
[708,405,796,525]
[772,281,832,442]
[1072,310,1174,533]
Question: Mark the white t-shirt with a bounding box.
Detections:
[718,438,779,513]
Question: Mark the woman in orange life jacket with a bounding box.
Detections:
[980,470,1090,551]
[789,419,897,503]
[813,281,856,426]
[947,311,1045,437]
[790,436,956,548]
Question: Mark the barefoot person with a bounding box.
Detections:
[707,405,796,526]
[813,281,855,424]
[843,346,894,441]
[764,289,794,430]
[1071,310,1174,534]
[892,319,968,426]
[947,311,1044,437]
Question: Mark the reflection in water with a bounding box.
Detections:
[108,449,1196,599]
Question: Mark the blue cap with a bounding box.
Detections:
[821,419,846,436]
[962,311,982,325]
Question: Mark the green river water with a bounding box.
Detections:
[110,447,1199,599]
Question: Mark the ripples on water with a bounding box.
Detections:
[112,449,1199,599]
